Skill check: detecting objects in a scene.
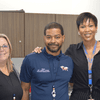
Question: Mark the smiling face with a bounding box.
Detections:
[78,18,97,42]
[44,28,65,55]
[0,37,9,63]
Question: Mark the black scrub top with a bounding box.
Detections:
[65,42,100,100]
[0,71,23,100]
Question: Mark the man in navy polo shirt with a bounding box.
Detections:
[20,22,73,100]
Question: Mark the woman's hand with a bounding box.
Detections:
[32,47,42,53]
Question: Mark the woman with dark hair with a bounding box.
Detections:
[65,12,100,100]
[0,34,23,100]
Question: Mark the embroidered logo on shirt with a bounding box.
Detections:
[37,68,50,73]
[60,66,68,71]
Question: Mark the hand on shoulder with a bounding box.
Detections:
[32,47,42,53]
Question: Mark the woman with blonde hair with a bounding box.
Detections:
[0,34,23,100]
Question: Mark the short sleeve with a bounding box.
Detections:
[20,56,32,83]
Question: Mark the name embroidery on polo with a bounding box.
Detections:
[37,68,50,73]
[60,66,68,71]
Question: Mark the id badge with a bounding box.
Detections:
[51,87,56,98]
[88,99,94,100]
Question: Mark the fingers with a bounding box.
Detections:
[32,46,42,53]
[39,47,43,50]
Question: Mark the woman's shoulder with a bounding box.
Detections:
[65,42,82,55]
[96,41,100,52]
[68,42,82,50]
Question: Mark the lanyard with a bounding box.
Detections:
[83,41,97,99]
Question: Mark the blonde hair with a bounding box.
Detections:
[0,34,13,72]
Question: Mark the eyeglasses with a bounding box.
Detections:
[0,45,9,50]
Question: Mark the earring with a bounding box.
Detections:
[78,32,80,35]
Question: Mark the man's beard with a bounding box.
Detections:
[46,43,62,53]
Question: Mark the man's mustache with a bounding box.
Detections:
[48,43,59,46]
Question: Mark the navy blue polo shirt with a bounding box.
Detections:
[20,47,73,100]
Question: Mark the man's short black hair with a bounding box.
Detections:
[44,22,64,35]
[76,12,98,29]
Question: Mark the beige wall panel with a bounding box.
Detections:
[25,13,55,55]
[56,14,82,53]
[0,12,25,57]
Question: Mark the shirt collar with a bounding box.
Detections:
[77,42,83,50]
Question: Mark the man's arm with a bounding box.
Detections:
[21,81,31,100]
[69,82,73,87]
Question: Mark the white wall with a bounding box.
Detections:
[12,58,24,72]
[0,0,100,71]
